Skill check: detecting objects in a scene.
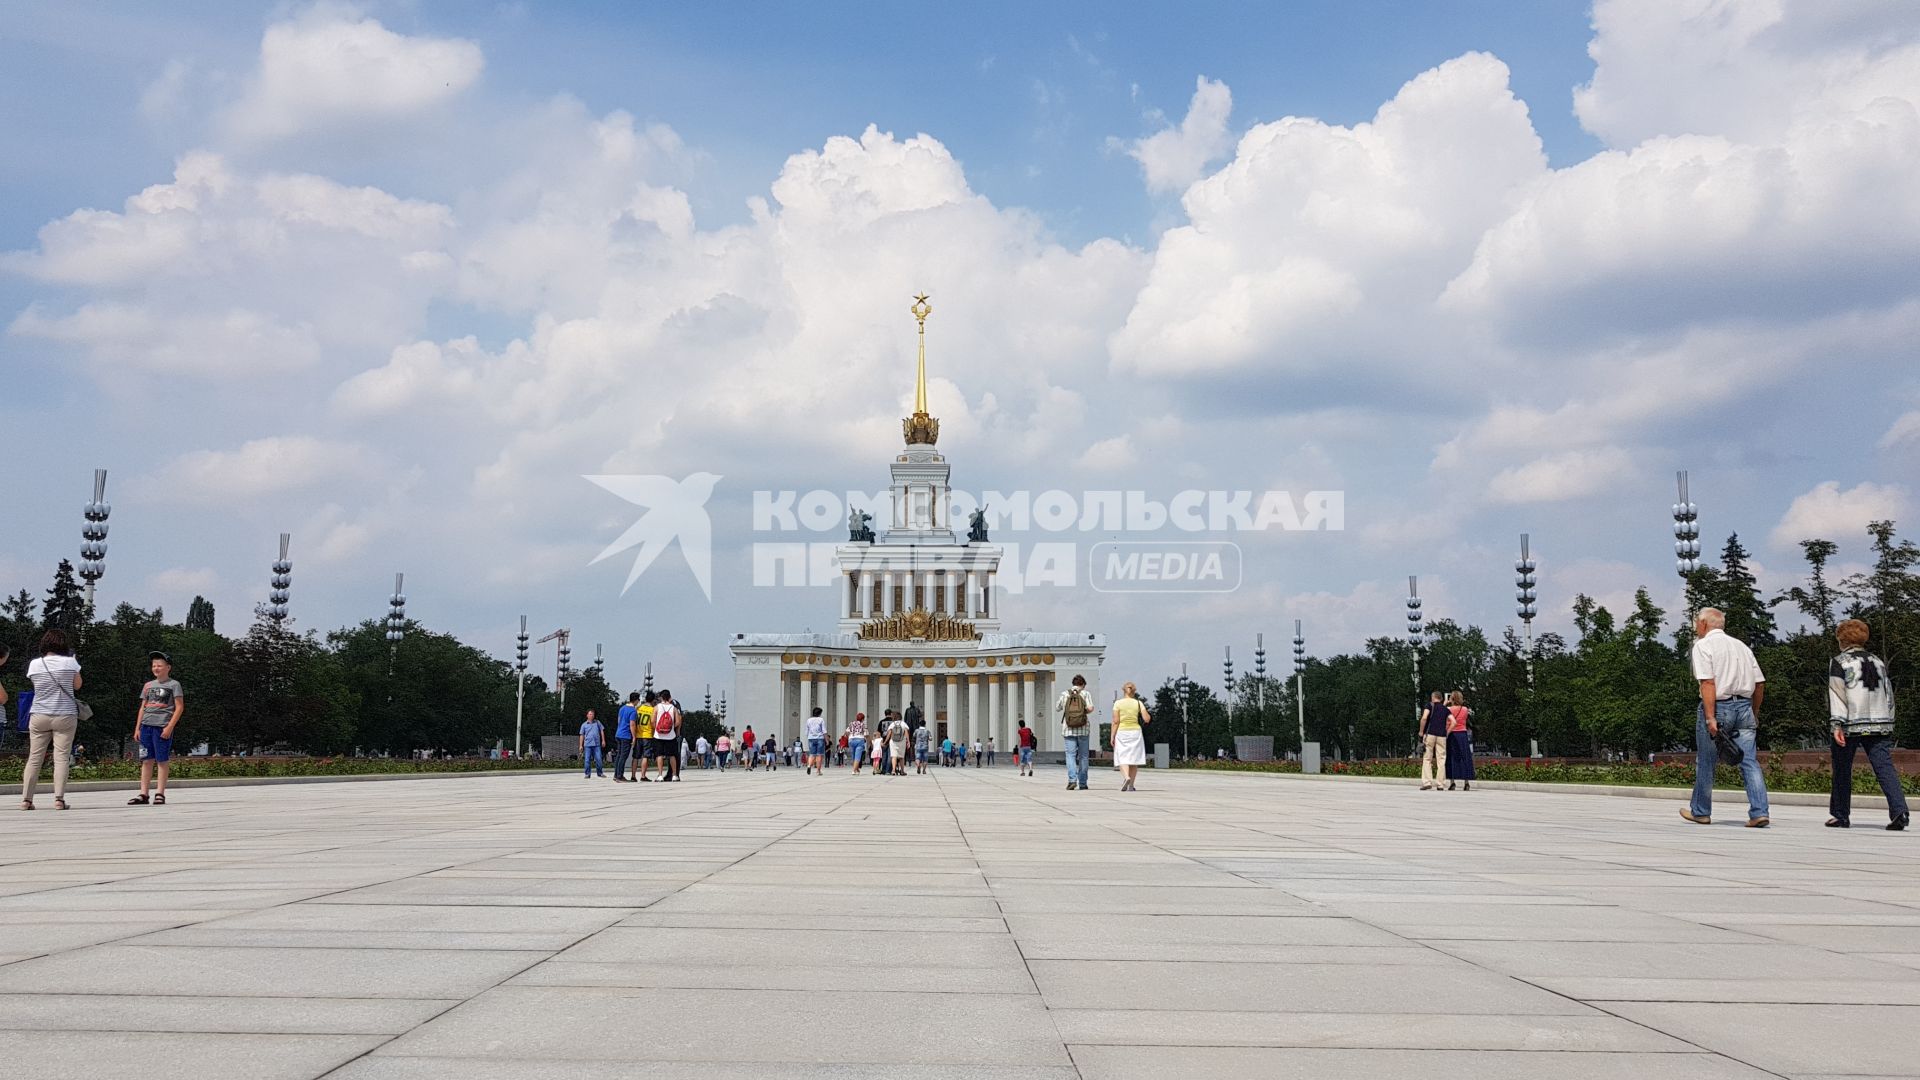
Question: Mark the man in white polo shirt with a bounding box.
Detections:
[1680,607,1771,828]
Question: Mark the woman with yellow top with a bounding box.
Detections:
[1111,682,1150,792]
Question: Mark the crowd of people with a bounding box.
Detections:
[572,692,1055,779]
[9,618,1909,828]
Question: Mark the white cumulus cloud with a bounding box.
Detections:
[1771,480,1911,549]
[225,7,484,140]
[1121,76,1233,194]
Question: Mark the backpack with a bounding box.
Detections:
[1063,690,1089,729]
[654,706,677,736]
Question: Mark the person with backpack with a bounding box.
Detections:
[1057,674,1095,791]
[1111,681,1150,791]
[652,690,681,781]
[1827,619,1908,830]
[1016,721,1036,776]
[741,725,758,770]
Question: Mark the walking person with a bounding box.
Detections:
[805,705,829,775]
[1111,682,1150,791]
[904,700,924,768]
[972,739,982,768]
[1444,691,1475,792]
[914,721,931,774]
[1016,721,1036,776]
[22,630,83,811]
[1417,692,1448,790]
[848,712,869,775]
[888,712,909,776]
[1679,607,1771,827]
[1057,674,1095,790]
[613,693,638,783]
[652,690,681,781]
[741,725,758,770]
[715,731,732,770]
[694,733,712,769]
[986,736,996,767]
[579,709,606,778]
[1826,619,1909,830]
[127,651,184,806]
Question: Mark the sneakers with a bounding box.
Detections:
[1678,809,1711,825]
[1826,818,1850,828]
[1891,815,1910,832]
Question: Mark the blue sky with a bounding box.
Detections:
[4,0,1919,698]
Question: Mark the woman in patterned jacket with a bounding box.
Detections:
[1827,619,1909,831]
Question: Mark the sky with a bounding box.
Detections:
[4,0,1920,704]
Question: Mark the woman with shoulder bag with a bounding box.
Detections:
[1111,682,1150,792]
[23,629,86,810]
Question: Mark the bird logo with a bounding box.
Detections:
[586,472,723,600]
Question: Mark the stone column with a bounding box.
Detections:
[945,672,960,745]
[966,675,980,751]
[835,673,850,737]
[1022,671,1039,754]
[986,673,1000,751]
[796,672,813,746]
[856,674,870,730]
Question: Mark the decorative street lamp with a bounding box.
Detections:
[704,684,713,713]
[514,616,529,758]
[1253,633,1267,718]
[1293,619,1314,771]
[1674,469,1702,577]
[643,662,654,696]
[1515,534,1538,691]
[1222,646,1235,735]
[385,573,406,645]
[718,692,728,727]
[1176,662,1191,761]
[264,533,292,629]
[589,643,605,680]
[1407,575,1425,738]
[78,469,110,611]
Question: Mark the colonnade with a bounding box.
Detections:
[771,666,1056,751]
[842,568,996,621]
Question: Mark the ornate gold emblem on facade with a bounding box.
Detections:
[855,605,982,643]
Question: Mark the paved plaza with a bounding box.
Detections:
[2,767,1917,1079]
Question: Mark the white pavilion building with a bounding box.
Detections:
[729,298,1105,751]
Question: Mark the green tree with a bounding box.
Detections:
[185,595,217,632]
[1715,533,1777,645]
[43,559,86,632]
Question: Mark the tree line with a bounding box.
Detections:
[0,561,717,758]
[1151,522,1919,762]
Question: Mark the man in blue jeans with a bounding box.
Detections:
[1680,608,1770,827]
[1057,673,1094,790]
[579,709,606,778]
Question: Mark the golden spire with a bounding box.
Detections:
[903,293,940,446]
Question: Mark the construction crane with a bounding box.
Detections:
[536,628,572,718]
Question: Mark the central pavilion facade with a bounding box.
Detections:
[729,297,1105,751]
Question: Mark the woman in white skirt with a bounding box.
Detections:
[1111,682,1150,791]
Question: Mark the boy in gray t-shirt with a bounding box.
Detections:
[131,651,184,806]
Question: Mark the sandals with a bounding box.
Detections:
[18,800,31,811]
[54,798,68,811]
[153,793,166,805]
[128,794,150,805]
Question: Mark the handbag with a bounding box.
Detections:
[1712,727,1744,767]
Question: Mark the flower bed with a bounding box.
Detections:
[1176,756,1920,795]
